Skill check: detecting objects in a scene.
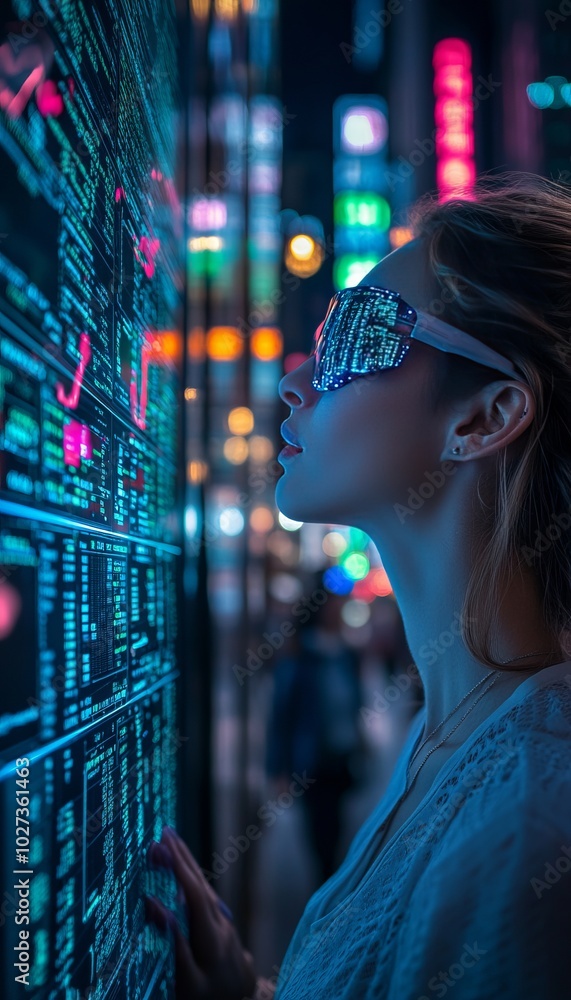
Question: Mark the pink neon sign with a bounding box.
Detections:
[433,38,476,202]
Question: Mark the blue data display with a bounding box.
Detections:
[0,0,183,996]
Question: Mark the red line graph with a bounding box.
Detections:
[130,334,153,430]
[0,41,49,118]
[56,332,92,409]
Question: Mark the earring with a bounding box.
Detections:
[520,406,528,419]
[452,446,461,454]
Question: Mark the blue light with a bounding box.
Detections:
[323,565,353,595]
[526,82,554,109]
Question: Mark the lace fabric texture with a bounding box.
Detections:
[273,660,571,999]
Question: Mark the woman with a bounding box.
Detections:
[145,171,571,998]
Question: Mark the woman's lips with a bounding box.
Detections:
[278,444,303,460]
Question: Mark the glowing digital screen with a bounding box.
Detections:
[0,0,183,996]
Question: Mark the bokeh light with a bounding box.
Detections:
[207,326,244,361]
[219,506,245,535]
[342,552,370,580]
[248,435,274,462]
[251,327,283,360]
[278,511,303,530]
[526,82,554,109]
[341,106,388,153]
[322,531,348,557]
[341,599,371,627]
[223,436,249,464]
[323,565,353,594]
[228,406,254,435]
[250,506,274,533]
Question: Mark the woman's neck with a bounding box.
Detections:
[415,655,564,756]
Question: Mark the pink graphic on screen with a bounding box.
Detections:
[0,36,53,118]
[134,236,160,278]
[0,580,22,640]
[63,420,93,468]
[130,334,153,430]
[36,79,64,116]
[56,332,92,409]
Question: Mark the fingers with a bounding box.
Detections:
[144,891,177,935]
[147,840,173,869]
[162,826,221,901]
[156,827,223,959]
[144,894,202,996]
[160,826,222,911]
[148,833,231,920]
[148,841,234,925]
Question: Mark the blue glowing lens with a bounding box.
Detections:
[311,286,416,391]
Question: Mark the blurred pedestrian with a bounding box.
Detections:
[265,590,368,882]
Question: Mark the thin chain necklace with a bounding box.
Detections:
[405,648,557,791]
[373,648,558,853]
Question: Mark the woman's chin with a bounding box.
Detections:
[275,480,311,523]
[274,480,339,526]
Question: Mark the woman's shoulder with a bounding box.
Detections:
[475,665,571,767]
[442,670,571,840]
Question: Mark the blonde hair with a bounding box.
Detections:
[408,170,571,671]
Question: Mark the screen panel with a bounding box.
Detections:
[0,0,184,995]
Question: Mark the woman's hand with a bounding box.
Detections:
[144,825,258,1000]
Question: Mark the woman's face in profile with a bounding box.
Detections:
[276,238,447,531]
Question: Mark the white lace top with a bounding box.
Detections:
[273,659,571,999]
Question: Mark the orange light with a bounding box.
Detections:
[187,459,209,483]
[285,235,324,278]
[389,226,414,249]
[191,0,210,15]
[251,327,282,361]
[223,436,249,463]
[215,0,239,18]
[250,506,274,533]
[369,568,393,597]
[184,387,198,400]
[249,435,274,462]
[207,326,244,361]
[188,327,205,361]
[156,329,182,362]
[228,406,254,435]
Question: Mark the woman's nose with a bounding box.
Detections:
[278,356,316,406]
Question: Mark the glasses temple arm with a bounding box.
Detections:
[411,310,527,383]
